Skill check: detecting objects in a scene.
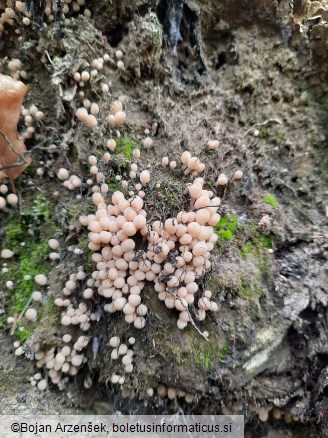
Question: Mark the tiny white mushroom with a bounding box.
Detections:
[25,308,38,322]
[1,249,14,259]
[34,274,47,286]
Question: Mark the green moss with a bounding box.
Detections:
[66,203,83,222]
[105,136,139,180]
[215,215,236,230]
[2,218,23,252]
[6,239,51,315]
[107,178,119,191]
[14,296,58,343]
[258,127,269,138]
[239,278,261,299]
[114,136,139,160]
[219,341,230,363]
[145,178,186,219]
[240,279,253,299]
[1,194,56,340]
[238,231,275,299]
[24,193,52,221]
[263,194,279,208]
[258,257,270,276]
[37,296,58,328]
[79,234,94,272]
[258,234,275,249]
[214,214,239,248]
[219,229,233,240]
[273,131,285,145]
[193,338,229,371]
[66,199,94,222]
[240,232,275,257]
[15,327,32,343]
[239,240,254,257]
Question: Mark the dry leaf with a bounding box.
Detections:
[0,73,32,180]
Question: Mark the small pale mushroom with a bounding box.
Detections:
[25,307,37,322]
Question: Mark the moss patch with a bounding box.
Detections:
[14,296,58,343]
[258,127,269,138]
[193,338,230,371]
[9,241,50,314]
[107,178,120,191]
[213,214,240,251]
[273,131,285,145]
[2,217,23,253]
[114,136,139,160]
[1,194,58,341]
[238,230,275,299]
[239,278,261,300]
[25,194,52,221]
[143,178,187,220]
[263,194,279,207]
[66,203,83,222]
[104,136,140,182]
[258,234,275,249]
[79,234,94,272]
[240,233,275,258]
[214,214,239,241]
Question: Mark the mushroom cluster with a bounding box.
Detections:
[31,86,238,395]
[109,336,135,385]
[180,151,205,176]
[0,0,91,40]
[35,103,229,390]
[30,333,89,389]
[0,185,18,209]
[6,273,48,330]
[0,70,246,395]
[75,157,220,331]
[75,98,126,134]
[7,58,27,81]
[0,0,247,395]
[20,103,45,140]
[156,383,194,403]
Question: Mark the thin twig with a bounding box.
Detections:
[0,127,28,162]
[188,315,209,340]
[45,50,54,66]
[0,157,30,171]
[244,118,282,137]
[10,314,18,336]
[173,295,209,341]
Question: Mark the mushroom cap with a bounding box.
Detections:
[233,170,243,180]
[1,249,14,258]
[143,137,153,149]
[34,274,47,285]
[114,111,126,124]
[140,170,150,185]
[31,291,42,302]
[217,173,228,186]
[25,307,37,321]
[48,239,59,250]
